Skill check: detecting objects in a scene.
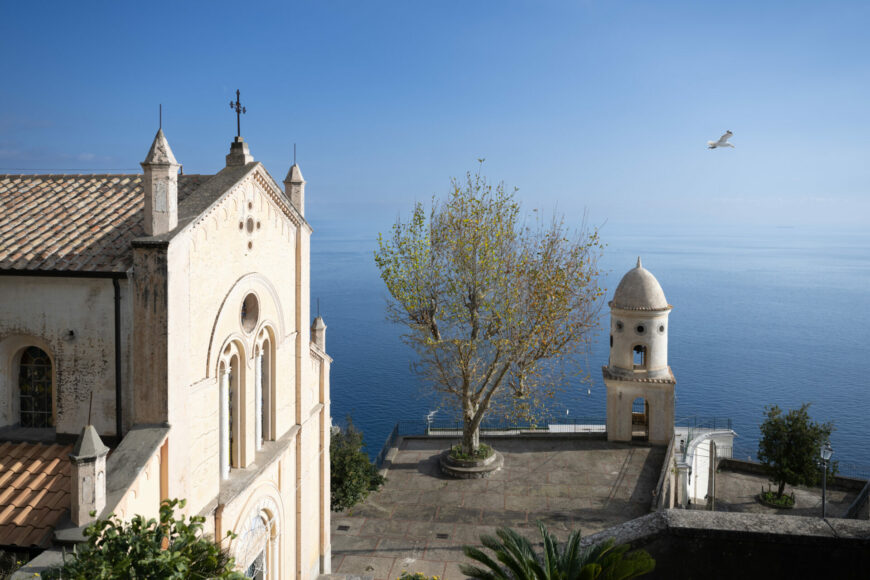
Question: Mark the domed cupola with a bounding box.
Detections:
[603,257,676,445]
[610,257,669,311]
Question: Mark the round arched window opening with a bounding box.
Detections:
[636,324,645,334]
[246,217,255,233]
[241,294,260,333]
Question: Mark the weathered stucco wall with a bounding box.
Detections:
[0,275,129,436]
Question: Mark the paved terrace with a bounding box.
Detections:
[331,436,665,580]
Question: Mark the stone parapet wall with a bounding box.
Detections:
[582,509,870,579]
[720,458,867,492]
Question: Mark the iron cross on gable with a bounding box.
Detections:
[230,89,246,137]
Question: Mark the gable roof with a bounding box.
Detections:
[0,441,73,548]
[0,161,306,273]
[0,174,210,273]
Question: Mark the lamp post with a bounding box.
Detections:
[820,442,834,518]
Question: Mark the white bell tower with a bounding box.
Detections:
[603,258,675,444]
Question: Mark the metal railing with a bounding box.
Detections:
[373,423,400,471]
[372,416,607,470]
[675,416,733,451]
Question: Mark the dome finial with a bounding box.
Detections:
[637,256,642,269]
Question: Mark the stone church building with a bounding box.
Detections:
[0,129,331,578]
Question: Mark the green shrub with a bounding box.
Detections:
[449,442,493,461]
[42,499,244,580]
[331,417,386,512]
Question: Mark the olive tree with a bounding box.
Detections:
[758,403,835,499]
[375,166,604,455]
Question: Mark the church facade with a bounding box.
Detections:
[0,129,330,578]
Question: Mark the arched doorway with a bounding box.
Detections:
[631,397,649,441]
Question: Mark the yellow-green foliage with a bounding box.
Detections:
[375,164,604,453]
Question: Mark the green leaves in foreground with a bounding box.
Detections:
[43,498,244,580]
[461,522,654,580]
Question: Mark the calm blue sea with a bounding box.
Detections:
[311,223,870,470]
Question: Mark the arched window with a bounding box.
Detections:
[18,347,53,428]
[255,329,275,449]
[632,345,647,369]
[242,510,278,580]
[219,344,244,480]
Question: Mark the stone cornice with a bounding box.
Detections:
[601,366,676,384]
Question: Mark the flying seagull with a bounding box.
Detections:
[708,130,735,149]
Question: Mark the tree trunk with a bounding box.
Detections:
[461,421,480,456]
[777,480,786,499]
[461,402,481,455]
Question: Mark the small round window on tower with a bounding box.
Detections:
[246,217,255,233]
[658,324,665,334]
[636,324,645,334]
[616,321,624,332]
[241,294,259,333]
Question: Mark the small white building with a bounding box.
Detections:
[0,128,331,579]
[603,258,675,445]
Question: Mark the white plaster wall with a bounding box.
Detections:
[0,276,126,436]
[690,439,711,503]
[112,449,162,522]
[188,376,221,512]
[298,411,322,579]
[170,170,300,513]
[610,309,670,374]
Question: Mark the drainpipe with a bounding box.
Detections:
[112,277,123,440]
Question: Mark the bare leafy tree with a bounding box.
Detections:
[375,166,604,454]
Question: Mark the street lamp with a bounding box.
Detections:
[820,442,834,518]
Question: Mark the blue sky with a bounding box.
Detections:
[2,1,869,236]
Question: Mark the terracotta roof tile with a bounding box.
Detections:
[0,442,72,548]
[0,174,211,273]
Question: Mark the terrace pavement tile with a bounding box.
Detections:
[479,509,529,527]
[333,437,665,579]
[419,491,462,507]
[423,541,466,563]
[392,504,438,522]
[375,537,428,559]
[390,558,446,580]
[405,520,456,540]
[460,492,503,511]
[378,490,423,505]
[331,516,360,535]
[504,494,546,512]
[349,501,394,520]
[435,505,482,525]
[443,560,468,580]
[336,555,396,580]
[359,518,412,538]
[333,533,381,555]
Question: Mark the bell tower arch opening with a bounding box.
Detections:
[632,397,649,441]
